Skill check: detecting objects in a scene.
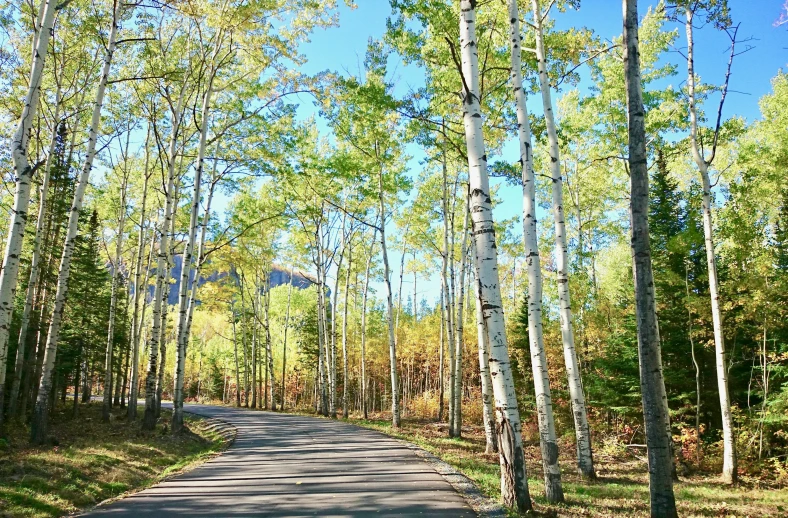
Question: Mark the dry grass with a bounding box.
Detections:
[0,402,229,518]
[353,416,788,517]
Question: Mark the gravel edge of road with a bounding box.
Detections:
[392,437,507,518]
[185,410,238,447]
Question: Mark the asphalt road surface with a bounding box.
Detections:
[80,404,477,517]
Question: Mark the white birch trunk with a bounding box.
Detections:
[378,158,400,428]
[8,89,61,418]
[142,79,188,430]
[281,265,294,410]
[128,128,151,420]
[264,273,275,410]
[102,172,128,421]
[451,205,469,437]
[0,0,58,427]
[459,1,530,509]
[31,0,123,442]
[360,233,375,420]
[172,75,214,432]
[531,0,595,479]
[509,0,566,499]
[624,2,678,514]
[474,270,497,453]
[685,8,737,484]
[342,244,352,419]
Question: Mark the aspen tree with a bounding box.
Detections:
[530,0,596,479]
[509,0,565,499]
[0,0,58,428]
[31,0,124,443]
[623,1,678,515]
[684,4,738,484]
[459,0,530,510]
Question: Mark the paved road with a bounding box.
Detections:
[81,405,476,517]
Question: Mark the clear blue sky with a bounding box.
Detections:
[292,0,788,307]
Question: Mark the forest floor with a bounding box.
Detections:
[0,402,230,518]
[353,417,788,517]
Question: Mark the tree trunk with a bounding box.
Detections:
[128,127,151,420]
[31,0,123,443]
[624,2,678,515]
[360,233,375,420]
[264,272,276,411]
[508,0,565,499]
[531,0,596,479]
[474,273,497,453]
[281,266,294,410]
[378,155,400,428]
[142,77,187,431]
[684,8,737,484]
[231,302,241,406]
[459,1,530,510]
[8,91,61,419]
[342,244,352,419]
[172,74,214,432]
[0,0,58,429]
[451,204,469,438]
[103,170,128,421]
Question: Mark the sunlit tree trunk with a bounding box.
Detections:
[103,168,129,421]
[624,2,678,515]
[142,77,188,431]
[264,272,276,411]
[8,88,61,419]
[531,0,595,479]
[509,0,565,499]
[31,0,123,443]
[377,152,400,428]
[0,0,58,428]
[281,266,294,410]
[360,233,375,420]
[451,205,469,438]
[231,301,241,406]
[684,8,737,484]
[342,245,352,418]
[128,127,151,420]
[172,69,215,431]
[459,1,530,510]
[441,150,456,431]
[474,272,497,453]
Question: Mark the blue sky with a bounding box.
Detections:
[291,0,788,307]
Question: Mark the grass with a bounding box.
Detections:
[351,417,788,517]
[0,402,230,518]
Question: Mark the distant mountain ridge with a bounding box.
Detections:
[141,256,317,304]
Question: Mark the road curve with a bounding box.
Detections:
[81,404,476,517]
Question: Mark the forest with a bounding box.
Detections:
[0,0,787,516]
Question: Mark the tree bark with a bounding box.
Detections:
[531,0,596,479]
[474,272,497,453]
[509,0,565,499]
[128,127,152,420]
[451,204,469,438]
[0,0,58,429]
[172,70,215,432]
[103,167,129,421]
[684,7,737,484]
[281,265,294,410]
[378,153,400,428]
[459,1,530,510]
[8,89,61,419]
[142,75,188,431]
[360,232,375,420]
[31,0,123,443]
[342,244,352,418]
[624,2,678,515]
